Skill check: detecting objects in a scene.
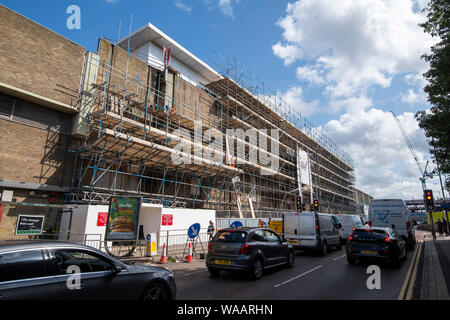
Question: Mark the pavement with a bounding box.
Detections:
[415,230,450,300]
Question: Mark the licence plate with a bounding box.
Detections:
[215,259,231,265]
[361,250,377,255]
[288,240,299,244]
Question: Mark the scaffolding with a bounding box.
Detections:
[69,38,357,217]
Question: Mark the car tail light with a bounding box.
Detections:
[239,244,251,254]
[406,221,411,233]
[208,242,211,251]
[347,236,353,241]
[384,234,391,242]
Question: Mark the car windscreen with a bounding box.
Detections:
[338,215,354,225]
[213,231,247,243]
[353,229,386,241]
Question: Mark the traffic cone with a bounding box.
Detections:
[186,242,193,263]
[159,243,167,264]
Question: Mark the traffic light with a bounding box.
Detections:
[296,196,302,213]
[424,189,435,211]
[313,200,319,212]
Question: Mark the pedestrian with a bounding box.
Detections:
[258,219,263,228]
[442,217,449,236]
[436,218,443,236]
[207,220,215,242]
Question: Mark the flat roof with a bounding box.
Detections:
[117,23,222,84]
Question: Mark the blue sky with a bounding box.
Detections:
[1,0,446,200]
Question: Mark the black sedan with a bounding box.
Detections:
[0,241,176,300]
[206,227,295,280]
[346,227,407,268]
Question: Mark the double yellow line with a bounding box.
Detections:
[398,241,423,300]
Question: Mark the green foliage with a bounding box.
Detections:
[416,0,450,190]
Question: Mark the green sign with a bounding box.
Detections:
[15,215,45,236]
[105,197,142,241]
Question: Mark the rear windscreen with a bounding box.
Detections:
[338,216,354,225]
[353,229,386,241]
[213,231,247,243]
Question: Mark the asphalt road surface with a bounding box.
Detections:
[174,247,415,300]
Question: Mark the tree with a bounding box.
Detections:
[415,0,450,192]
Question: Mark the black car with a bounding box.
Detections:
[0,241,176,300]
[206,227,295,280]
[346,226,407,268]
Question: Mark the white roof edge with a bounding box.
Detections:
[117,22,222,83]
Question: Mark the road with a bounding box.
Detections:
[171,247,415,300]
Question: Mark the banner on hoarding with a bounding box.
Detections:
[105,197,142,241]
[297,149,312,187]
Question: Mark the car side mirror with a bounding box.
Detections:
[111,264,122,274]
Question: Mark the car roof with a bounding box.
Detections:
[0,240,94,253]
[218,227,268,232]
[354,226,390,231]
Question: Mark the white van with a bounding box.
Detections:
[283,212,342,256]
[336,214,364,242]
[368,199,416,250]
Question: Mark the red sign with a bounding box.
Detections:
[97,212,108,227]
[162,214,173,226]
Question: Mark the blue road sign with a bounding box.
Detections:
[146,234,151,241]
[188,223,201,239]
[230,221,243,228]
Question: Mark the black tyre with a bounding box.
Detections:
[319,241,328,256]
[286,250,295,268]
[142,283,170,301]
[347,255,356,265]
[208,267,221,277]
[250,258,263,280]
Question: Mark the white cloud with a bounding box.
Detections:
[401,88,428,106]
[296,65,325,86]
[273,0,435,99]
[324,107,435,198]
[281,86,320,116]
[174,0,192,13]
[218,0,234,18]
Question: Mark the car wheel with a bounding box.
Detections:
[286,250,295,268]
[142,283,170,301]
[208,267,221,277]
[347,255,356,265]
[319,241,328,256]
[250,258,263,280]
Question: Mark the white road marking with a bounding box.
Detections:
[184,269,208,276]
[333,254,347,261]
[274,265,323,288]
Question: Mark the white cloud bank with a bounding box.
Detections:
[272,0,441,199]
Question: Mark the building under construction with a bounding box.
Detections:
[0,4,362,240]
[68,23,357,218]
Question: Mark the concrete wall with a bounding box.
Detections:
[0,5,85,110]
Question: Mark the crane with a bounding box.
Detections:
[391,111,433,191]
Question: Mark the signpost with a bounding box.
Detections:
[15,215,45,236]
[183,223,204,259]
[230,221,243,228]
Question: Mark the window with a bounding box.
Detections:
[251,230,267,242]
[0,250,48,282]
[54,250,114,274]
[264,230,280,243]
[319,216,332,229]
[212,231,247,243]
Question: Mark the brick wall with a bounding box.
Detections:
[0,5,85,108]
